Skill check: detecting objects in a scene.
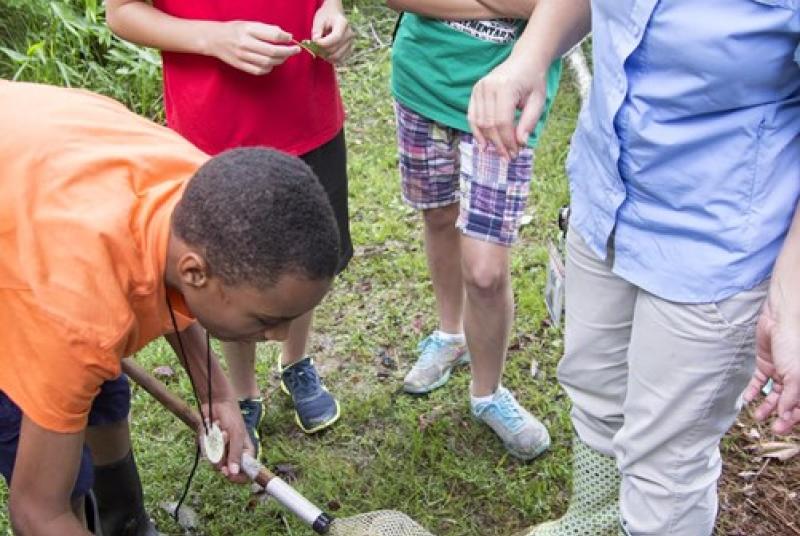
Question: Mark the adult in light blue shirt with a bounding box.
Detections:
[468,0,799,534]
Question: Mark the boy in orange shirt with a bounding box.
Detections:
[0,80,340,535]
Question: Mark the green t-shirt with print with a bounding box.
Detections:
[391,14,562,148]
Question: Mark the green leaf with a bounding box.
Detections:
[0,46,28,63]
[26,41,46,60]
[293,39,326,59]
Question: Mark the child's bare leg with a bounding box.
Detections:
[222,341,259,399]
[423,203,465,334]
[460,236,511,396]
[281,310,314,366]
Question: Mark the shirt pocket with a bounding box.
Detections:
[749,0,799,10]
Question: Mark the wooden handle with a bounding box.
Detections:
[121,358,275,488]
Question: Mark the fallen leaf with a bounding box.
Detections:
[378,349,397,370]
[274,462,299,482]
[530,359,539,379]
[245,487,270,511]
[738,470,758,480]
[358,279,373,292]
[376,369,391,380]
[160,501,198,530]
[418,413,431,432]
[153,365,175,378]
[758,441,800,461]
[292,39,326,59]
[327,499,342,511]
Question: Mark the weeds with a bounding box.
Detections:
[0,0,162,119]
[0,2,795,535]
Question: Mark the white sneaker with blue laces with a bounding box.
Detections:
[471,385,550,460]
[403,331,470,394]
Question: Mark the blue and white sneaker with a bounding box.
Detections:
[471,386,550,461]
[280,356,340,434]
[238,397,263,458]
[403,332,470,394]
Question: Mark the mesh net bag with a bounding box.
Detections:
[328,510,435,536]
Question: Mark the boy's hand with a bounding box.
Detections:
[201,399,255,484]
[744,296,800,435]
[206,21,301,75]
[311,0,355,64]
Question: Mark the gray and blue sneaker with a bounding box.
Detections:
[280,356,340,434]
[238,397,264,458]
[403,332,470,394]
[471,386,550,461]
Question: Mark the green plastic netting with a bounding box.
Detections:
[328,510,434,536]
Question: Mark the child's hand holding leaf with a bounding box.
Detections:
[310,0,355,65]
[208,21,300,75]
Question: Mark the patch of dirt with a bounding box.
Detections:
[718,414,799,535]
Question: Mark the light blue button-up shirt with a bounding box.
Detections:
[568,0,800,302]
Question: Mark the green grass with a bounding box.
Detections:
[1,2,783,535]
[0,2,574,535]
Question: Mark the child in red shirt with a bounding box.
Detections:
[107,0,354,447]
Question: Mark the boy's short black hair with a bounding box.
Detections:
[172,147,340,288]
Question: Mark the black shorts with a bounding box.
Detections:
[300,129,352,274]
[0,375,131,499]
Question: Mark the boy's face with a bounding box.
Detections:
[183,273,331,342]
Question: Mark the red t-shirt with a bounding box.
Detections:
[153,0,345,156]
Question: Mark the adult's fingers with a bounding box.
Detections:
[777,372,800,425]
[753,388,781,422]
[744,368,770,403]
[772,406,800,435]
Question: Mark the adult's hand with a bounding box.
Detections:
[206,21,301,75]
[744,295,800,435]
[311,0,355,64]
[468,57,547,160]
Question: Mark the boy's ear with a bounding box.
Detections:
[177,251,211,289]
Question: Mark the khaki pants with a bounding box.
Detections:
[558,228,767,535]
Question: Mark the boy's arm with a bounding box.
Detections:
[106,0,300,76]
[745,201,800,434]
[9,417,89,534]
[468,0,591,158]
[164,323,251,483]
[386,0,531,20]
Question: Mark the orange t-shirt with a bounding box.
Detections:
[0,81,208,433]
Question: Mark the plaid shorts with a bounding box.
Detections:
[395,100,534,246]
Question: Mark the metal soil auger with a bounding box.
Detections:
[121,358,434,536]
